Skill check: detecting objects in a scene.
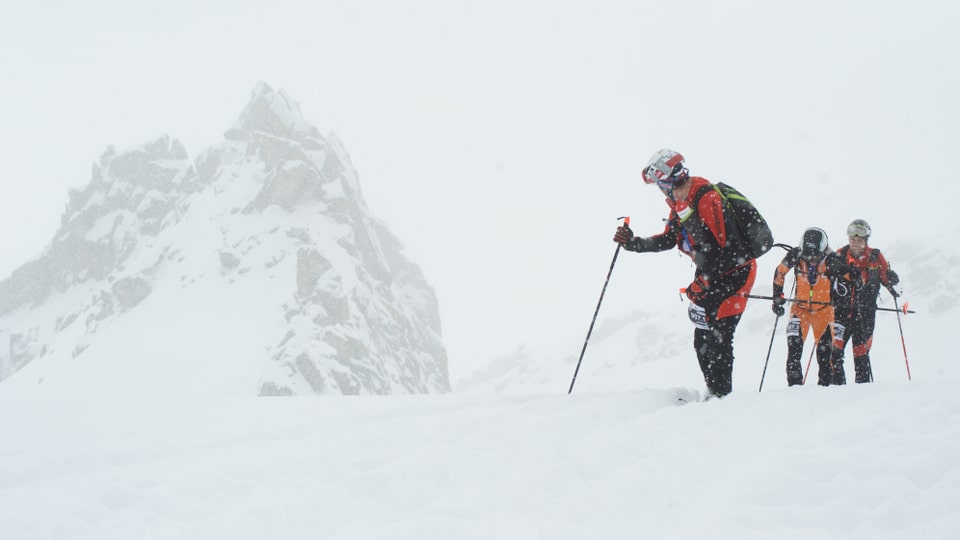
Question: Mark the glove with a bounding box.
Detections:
[886,286,900,298]
[772,296,786,317]
[771,284,786,316]
[613,225,634,245]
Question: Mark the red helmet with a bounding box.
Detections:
[642,149,689,190]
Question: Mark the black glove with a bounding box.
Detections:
[771,284,786,316]
[613,225,634,245]
[772,295,786,317]
[886,286,901,298]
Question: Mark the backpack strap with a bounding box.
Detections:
[709,183,750,248]
[710,182,748,247]
[865,248,882,284]
[675,183,712,228]
[689,182,713,207]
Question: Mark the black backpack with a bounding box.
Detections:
[710,182,774,259]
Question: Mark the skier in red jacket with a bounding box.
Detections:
[613,149,757,399]
[832,219,900,383]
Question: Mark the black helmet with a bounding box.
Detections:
[800,227,829,260]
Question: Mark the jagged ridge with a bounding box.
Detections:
[0,82,449,396]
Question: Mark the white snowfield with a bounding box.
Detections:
[1,381,957,539]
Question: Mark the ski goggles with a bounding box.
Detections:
[846,222,871,238]
[643,160,682,185]
[641,165,662,185]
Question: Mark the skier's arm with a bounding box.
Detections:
[771,249,798,312]
[825,252,853,279]
[773,248,800,289]
[827,252,860,284]
[873,251,901,297]
[876,252,900,286]
[622,221,678,253]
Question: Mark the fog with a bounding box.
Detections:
[1,1,957,382]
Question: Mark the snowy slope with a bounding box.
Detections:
[1,381,957,539]
[0,83,448,397]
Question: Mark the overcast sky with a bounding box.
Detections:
[2,1,958,381]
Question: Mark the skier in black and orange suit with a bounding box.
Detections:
[833,219,900,383]
[772,228,853,386]
[613,149,757,399]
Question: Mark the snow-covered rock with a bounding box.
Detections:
[0,82,449,397]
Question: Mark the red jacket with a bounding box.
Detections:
[625,176,750,282]
[624,176,757,319]
[834,245,899,318]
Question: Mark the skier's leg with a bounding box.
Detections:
[705,314,742,398]
[785,317,804,386]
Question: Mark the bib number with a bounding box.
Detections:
[687,302,710,330]
[786,317,801,337]
[832,322,846,342]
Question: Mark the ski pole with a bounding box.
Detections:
[758,313,781,392]
[758,279,796,392]
[892,295,912,381]
[744,293,831,306]
[801,343,816,385]
[742,294,916,313]
[876,306,915,314]
[568,216,630,394]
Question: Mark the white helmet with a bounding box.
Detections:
[642,149,688,190]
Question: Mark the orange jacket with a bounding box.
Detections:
[772,248,848,313]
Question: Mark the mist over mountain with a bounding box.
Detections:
[0,82,449,397]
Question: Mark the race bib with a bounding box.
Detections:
[687,302,710,330]
[786,317,801,337]
[832,323,846,342]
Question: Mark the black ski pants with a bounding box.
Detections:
[833,309,878,384]
[694,314,742,398]
[786,325,840,386]
[688,262,756,398]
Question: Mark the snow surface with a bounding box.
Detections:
[1,381,957,539]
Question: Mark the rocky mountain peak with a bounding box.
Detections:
[0,84,449,397]
[225,81,321,142]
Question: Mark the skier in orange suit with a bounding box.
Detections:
[772,228,853,386]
